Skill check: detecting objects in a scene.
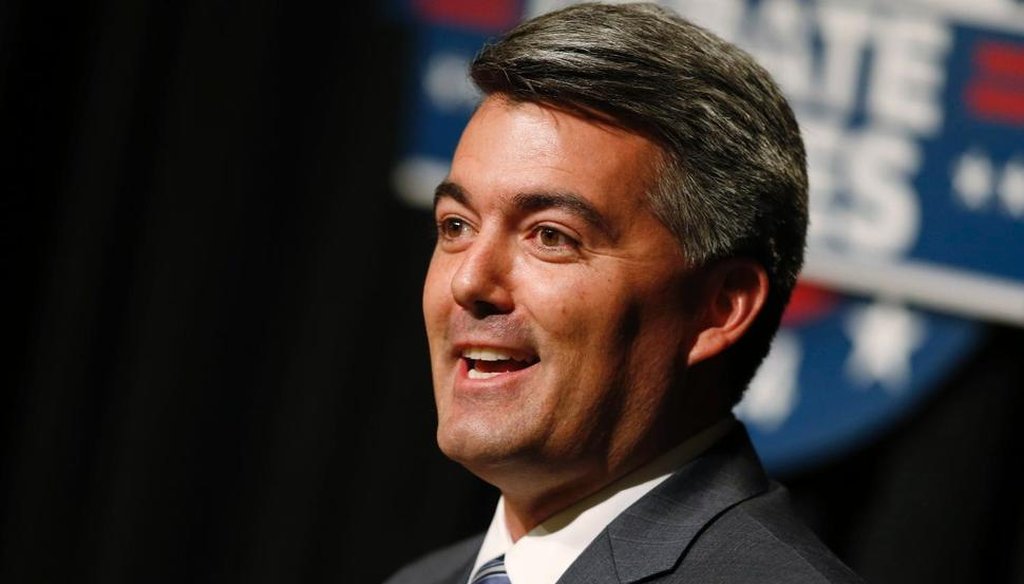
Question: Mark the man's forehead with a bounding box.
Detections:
[449,100,659,196]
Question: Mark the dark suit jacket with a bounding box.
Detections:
[385,426,863,584]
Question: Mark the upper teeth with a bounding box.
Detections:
[463,348,515,361]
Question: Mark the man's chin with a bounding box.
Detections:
[436,423,531,471]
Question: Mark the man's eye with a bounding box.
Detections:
[536,226,577,249]
[438,217,470,240]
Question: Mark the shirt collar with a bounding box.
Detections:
[469,417,736,584]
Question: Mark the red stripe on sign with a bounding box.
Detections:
[965,82,1024,125]
[976,41,1024,79]
[413,0,520,32]
[781,283,839,327]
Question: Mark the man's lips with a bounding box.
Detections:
[458,346,540,380]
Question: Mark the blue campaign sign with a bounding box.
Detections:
[919,25,1024,280]
[391,25,489,208]
[735,286,981,473]
[391,0,1021,473]
[694,0,1019,472]
[390,0,521,208]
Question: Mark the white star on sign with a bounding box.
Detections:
[999,157,1024,219]
[843,300,926,393]
[952,148,994,210]
[735,331,801,432]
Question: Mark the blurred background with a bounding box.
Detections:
[3,0,1023,582]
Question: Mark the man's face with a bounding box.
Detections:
[423,97,704,488]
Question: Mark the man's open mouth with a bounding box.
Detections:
[462,347,539,380]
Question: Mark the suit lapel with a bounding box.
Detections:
[556,426,770,584]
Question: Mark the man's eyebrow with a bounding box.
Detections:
[433,182,617,240]
[511,191,617,240]
[434,181,469,209]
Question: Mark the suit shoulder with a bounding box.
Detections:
[383,533,483,584]
[685,484,865,584]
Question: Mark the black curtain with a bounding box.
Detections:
[2,2,1022,582]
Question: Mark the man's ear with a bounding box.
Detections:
[686,258,769,366]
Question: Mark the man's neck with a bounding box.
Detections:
[501,473,610,541]
[499,417,736,541]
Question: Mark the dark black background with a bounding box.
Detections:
[3,2,1022,582]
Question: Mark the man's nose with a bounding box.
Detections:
[451,231,514,317]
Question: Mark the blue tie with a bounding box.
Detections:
[470,554,511,584]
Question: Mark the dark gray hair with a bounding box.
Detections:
[469,2,807,402]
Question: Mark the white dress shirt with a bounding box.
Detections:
[467,417,736,584]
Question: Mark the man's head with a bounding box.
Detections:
[422,2,805,524]
[469,2,807,397]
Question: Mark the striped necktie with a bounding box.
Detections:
[470,554,511,584]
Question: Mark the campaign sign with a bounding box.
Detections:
[680,0,1021,472]
[736,287,980,473]
[391,0,1023,473]
[390,1,517,207]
